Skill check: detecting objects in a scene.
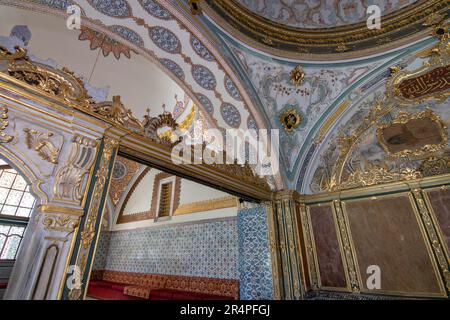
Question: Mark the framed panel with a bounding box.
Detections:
[423,187,450,262]
[307,204,348,291]
[342,193,446,297]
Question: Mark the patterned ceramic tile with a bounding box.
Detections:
[93,232,111,270]
[237,205,273,300]
[93,219,238,279]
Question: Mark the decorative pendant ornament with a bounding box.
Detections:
[280,108,302,132]
[289,65,305,87]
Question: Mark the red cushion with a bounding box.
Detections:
[111,284,126,291]
[149,289,178,300]
[87,285,142,300]
[172,291,204,300]
[201,294,232,300]
[0,282,7,289]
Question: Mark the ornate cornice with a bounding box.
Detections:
[174,196,237,215]
[203,0,449,59]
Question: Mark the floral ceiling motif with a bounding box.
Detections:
[237,0,418,29]
[16,0,262,132]
[230,42,388,173]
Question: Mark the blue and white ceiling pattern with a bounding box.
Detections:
[8,0,264,133]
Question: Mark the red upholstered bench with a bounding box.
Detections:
[87,281,142,300]
[0,281,7,289]
[89,270,239,300]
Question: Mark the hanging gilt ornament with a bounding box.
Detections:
[289,65,305,87]
[280,108,302,132]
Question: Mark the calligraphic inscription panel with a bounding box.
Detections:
[344,196,441,295]
[426,188,450,252]
[398,65,450,100]
[309,205,347,289]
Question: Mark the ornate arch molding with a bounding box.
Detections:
[202,0,449,60]
[1,45,275,200]
[0,137,48,205]
[0,0,269,132]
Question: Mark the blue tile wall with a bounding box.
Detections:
[93,232,111,270]
[93,218,238,279]
[237,205,273,300]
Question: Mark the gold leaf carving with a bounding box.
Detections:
[0,106,13,143]
[91,96,144,133]
[43,214,80,232]
[377,108,448,159]
[339,165,422,190]
[53,135,98,204]
[289,65,304,87]
[23,128,60,164]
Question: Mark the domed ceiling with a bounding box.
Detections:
[203,0,448,58]
[237,0,418,29]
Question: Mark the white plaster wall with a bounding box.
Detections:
[121,169,157,215]
[112,207,237,231]
[179,179,229,204]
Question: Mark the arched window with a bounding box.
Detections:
[0,160,36,260]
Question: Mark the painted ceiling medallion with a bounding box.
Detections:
[139,0,172,20]
[280,109,301,133]
[109,25,144,48]
[34,0,75,11]
[377,108,448,159]
[78,26,138,59]
[192,65,217,90]
[112,160,127,180]
[88,0,131,18]
[225,75,242,101]
[149,26,182,54]
[160,58,185,80]
[289,65,305,87]
[196,93,214,114]
[203,0,448,57]
[191,35,215,62]
[221,103,241,128]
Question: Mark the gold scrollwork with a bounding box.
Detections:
[53,135,98,204]
[0,105,13,143]
[377,108,448,159]
[328,101,389,191]
[420,155,450,177]
[42,214,80,232]
[91,96,144,133]
[339,165,422,190]
[386,27,450,105]
[0,46,27,61]
[23,128,60,164]
[1,46,93,108]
